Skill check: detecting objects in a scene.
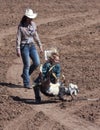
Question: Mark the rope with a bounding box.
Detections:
[76,97,100,101]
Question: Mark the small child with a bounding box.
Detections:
[42,52,60,83]
[33,52,61,103]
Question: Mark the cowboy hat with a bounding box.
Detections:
[25,8,37,19]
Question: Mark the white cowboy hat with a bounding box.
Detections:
[25,8,37,19]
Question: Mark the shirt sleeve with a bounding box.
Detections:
[42,62,50,78]
[54,64,61,78]
[32,22,42,47]
[16,25,21,49]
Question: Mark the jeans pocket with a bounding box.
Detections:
[20,44,25,50]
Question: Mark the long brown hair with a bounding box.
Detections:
[20,15,27,26]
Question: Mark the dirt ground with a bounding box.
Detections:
[0,0,100,130]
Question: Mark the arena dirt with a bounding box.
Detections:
[0,0,100,130]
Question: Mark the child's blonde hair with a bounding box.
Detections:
[44,48,59,60]
[49,52,60,63]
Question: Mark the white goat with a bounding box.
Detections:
[38,65,79,100]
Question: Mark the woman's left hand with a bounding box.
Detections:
[40,46,43,53]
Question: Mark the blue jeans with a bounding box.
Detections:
[21,44,40,87]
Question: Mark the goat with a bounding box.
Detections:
[37,65,79,101]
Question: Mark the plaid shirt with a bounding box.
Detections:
[16,21,42,49]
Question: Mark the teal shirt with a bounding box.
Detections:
[42,62,61,83]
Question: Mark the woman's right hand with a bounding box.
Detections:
[16,48,21,57]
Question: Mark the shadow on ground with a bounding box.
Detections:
[10,96,59,105]
[0,82,23,88]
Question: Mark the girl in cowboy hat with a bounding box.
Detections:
[16,9,43,89]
